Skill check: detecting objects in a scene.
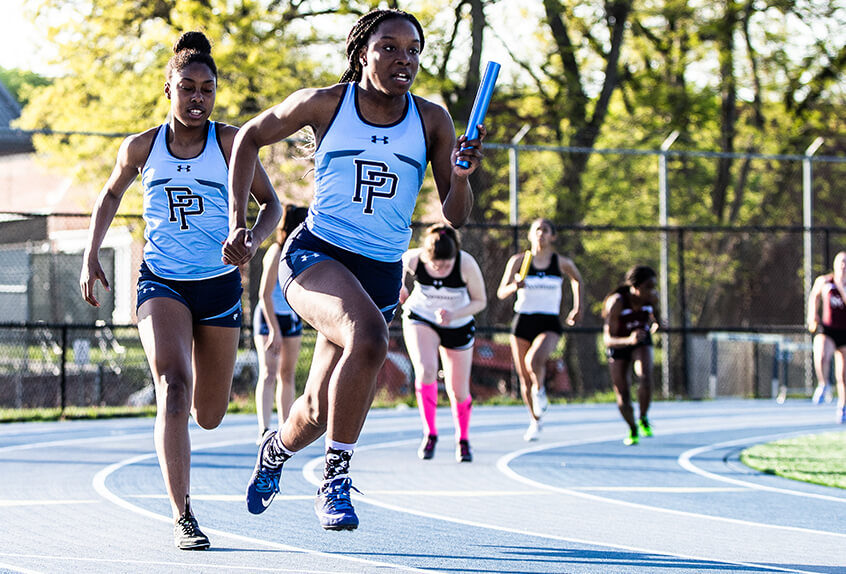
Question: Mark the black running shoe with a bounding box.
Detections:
[456,439,472,463]
[174,496,210,550]
[418,434,437,460]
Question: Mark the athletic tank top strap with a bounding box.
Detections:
[140,121,234,280]
[822,277,846,329]
[612,287,653,337]
[413,251,465,289]
[307,83,428,263]
[514,252,564,315]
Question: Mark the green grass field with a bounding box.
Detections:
[740,431,846,489]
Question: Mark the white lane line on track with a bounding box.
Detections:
[565,486,747,493]
[0,432,152,453]
[300,437,821,574]
[91,438,432,574]
[678,430,846,503]
[128,490,546,499]
[497,432,846,540]
[0,499,99,507]
[0,560,44,574]
[0,553,345,573]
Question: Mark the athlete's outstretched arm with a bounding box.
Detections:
[425,103,486,228]
[226,88,336,260]
[80,131,151,307]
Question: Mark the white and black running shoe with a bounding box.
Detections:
[174,496,210,550]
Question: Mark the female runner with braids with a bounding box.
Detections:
[602,265,661,445]
[399,224,487,463]
[229,9,487,530]
[81,32,280,550]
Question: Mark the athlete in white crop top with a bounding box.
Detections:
[399,224,486,462]
[80,32,280,551]
[229,10,488,531]
[497,218,583,441]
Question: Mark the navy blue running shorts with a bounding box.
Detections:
[404,311,476,350]
[136,260,243,328]
[511,312,564,342]
[279,225,402,323]
[252,305,303,337]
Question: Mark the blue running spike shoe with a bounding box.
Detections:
[246,430,286,514]
[314,476,361,531]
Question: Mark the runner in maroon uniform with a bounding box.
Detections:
[602,266,660,445]
[807,251,846,422]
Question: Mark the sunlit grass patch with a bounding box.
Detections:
[740,431,846,489]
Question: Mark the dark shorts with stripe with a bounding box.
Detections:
[821,325,846,348]
[252,305,303,338]
[279,225,402,324]
[404,311,476,350]
[511,313,564,342]
[136,260,243,328]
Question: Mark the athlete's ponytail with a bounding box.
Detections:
[422,224,459,261]
[166,31,217,79]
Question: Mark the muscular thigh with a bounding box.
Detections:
[403,320,441,369]
[286,260,386,347]
[192,324,240,409]
[137,297,194,382]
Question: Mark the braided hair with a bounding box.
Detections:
[166,31,217,79]
[340,9,425,83]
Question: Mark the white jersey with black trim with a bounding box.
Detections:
[404,252,472,328]
[514,253,564,315]
[307,83,428,263]
[140,122,234,280]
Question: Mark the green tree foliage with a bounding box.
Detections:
[17,0,345,209]
[0,67,50,107]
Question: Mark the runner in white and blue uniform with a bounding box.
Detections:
[253,205,309,444]
[80,32,280,551]
[497,218,583,442]
[229,9,487,531]
[400,224,487,463]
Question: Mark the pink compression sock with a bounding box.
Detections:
[452,396,472,442]
[415,381,438,436]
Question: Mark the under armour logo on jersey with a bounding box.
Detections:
[165,186,204,230]
[371,135,389,144]
[300,253,320,263]
[233,312,240,321]
[433,279,443,288]
[352,159,398,214]
[176,165,191,172]
[140,286,156,294]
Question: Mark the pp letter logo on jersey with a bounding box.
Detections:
[352,159,398,214]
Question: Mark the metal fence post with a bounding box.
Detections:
[508,124,530,228]
[659,130,679,398]
[803,136,824,391]
[60,324,68,414]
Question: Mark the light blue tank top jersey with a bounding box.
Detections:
[307,83,428,262]
[140,122,234,280]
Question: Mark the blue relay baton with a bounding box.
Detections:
[456,61,500,168]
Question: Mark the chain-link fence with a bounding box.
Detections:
[1,211,841,412]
